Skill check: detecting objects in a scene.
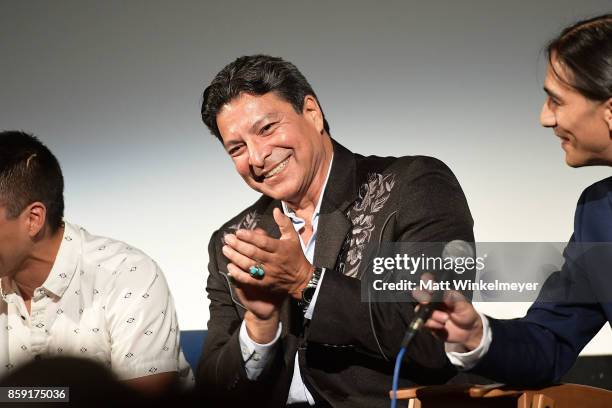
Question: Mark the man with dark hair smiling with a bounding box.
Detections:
[198,55,475,407]
[0,131,192,394]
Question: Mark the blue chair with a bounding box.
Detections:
[180,330,207,371]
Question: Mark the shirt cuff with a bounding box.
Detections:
[445,311,492,370]
[239,320,282,380]
[304,268,326,320]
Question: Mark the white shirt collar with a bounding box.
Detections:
[42,222,81,299]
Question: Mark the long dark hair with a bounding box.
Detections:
[547,14,612,101]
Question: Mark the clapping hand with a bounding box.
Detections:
[222,208,314,341]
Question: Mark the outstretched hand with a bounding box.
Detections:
[422,290,484,351]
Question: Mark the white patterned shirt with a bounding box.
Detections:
[0,222,193,384]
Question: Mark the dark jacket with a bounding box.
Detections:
[197,140,475,407]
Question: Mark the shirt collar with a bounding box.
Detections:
[40,221,81,299]
[281,154,334,226]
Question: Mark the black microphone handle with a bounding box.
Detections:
[400,302,435,348]
[400,240,474,349]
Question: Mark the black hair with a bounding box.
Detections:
[0,131,64,233]
[201,54,330,141]
[547,14,612,101]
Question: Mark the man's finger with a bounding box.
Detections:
[225,233,268,262]
[236,229,277,252]
[430,310,450,323]
[227,263,264,286]
[223,244,260,273]
[424,319,447,331]
[273,207,295,238]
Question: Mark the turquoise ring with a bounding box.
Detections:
[249,264,265,279]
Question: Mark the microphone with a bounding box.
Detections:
[400,240,474,348]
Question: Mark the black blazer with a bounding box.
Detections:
[197,140,475,407]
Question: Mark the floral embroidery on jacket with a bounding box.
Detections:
[222,210,259,245]
[339,172,396,278]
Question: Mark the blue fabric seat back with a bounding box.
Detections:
[180,330,207,371]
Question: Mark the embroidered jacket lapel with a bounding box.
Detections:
[313,140,358,270]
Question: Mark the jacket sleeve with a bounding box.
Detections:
[471,242,606,386]
[472,305,605,387]
[307,157,474,380]
[196,230,284,403]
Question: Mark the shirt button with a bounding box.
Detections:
[34,355,42,361]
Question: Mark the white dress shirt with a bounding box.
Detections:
[238,156,334,405]
[0,222,193,384]
[445,311,493,370]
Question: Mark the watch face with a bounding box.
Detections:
[303,286,316,303]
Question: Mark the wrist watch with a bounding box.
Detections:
[299,267,325,313]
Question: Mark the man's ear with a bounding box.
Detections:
[604,97,612,132]
[22,202,47,238]
[302,95,325,134]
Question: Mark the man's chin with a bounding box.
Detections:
[564,153,602,168]
[562,146,582,167]
[247,182,292,201]
[264,190,293,201]
[565,155,581,167]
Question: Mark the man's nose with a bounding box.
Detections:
[540,99,556,128]
[247,139,269,171]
